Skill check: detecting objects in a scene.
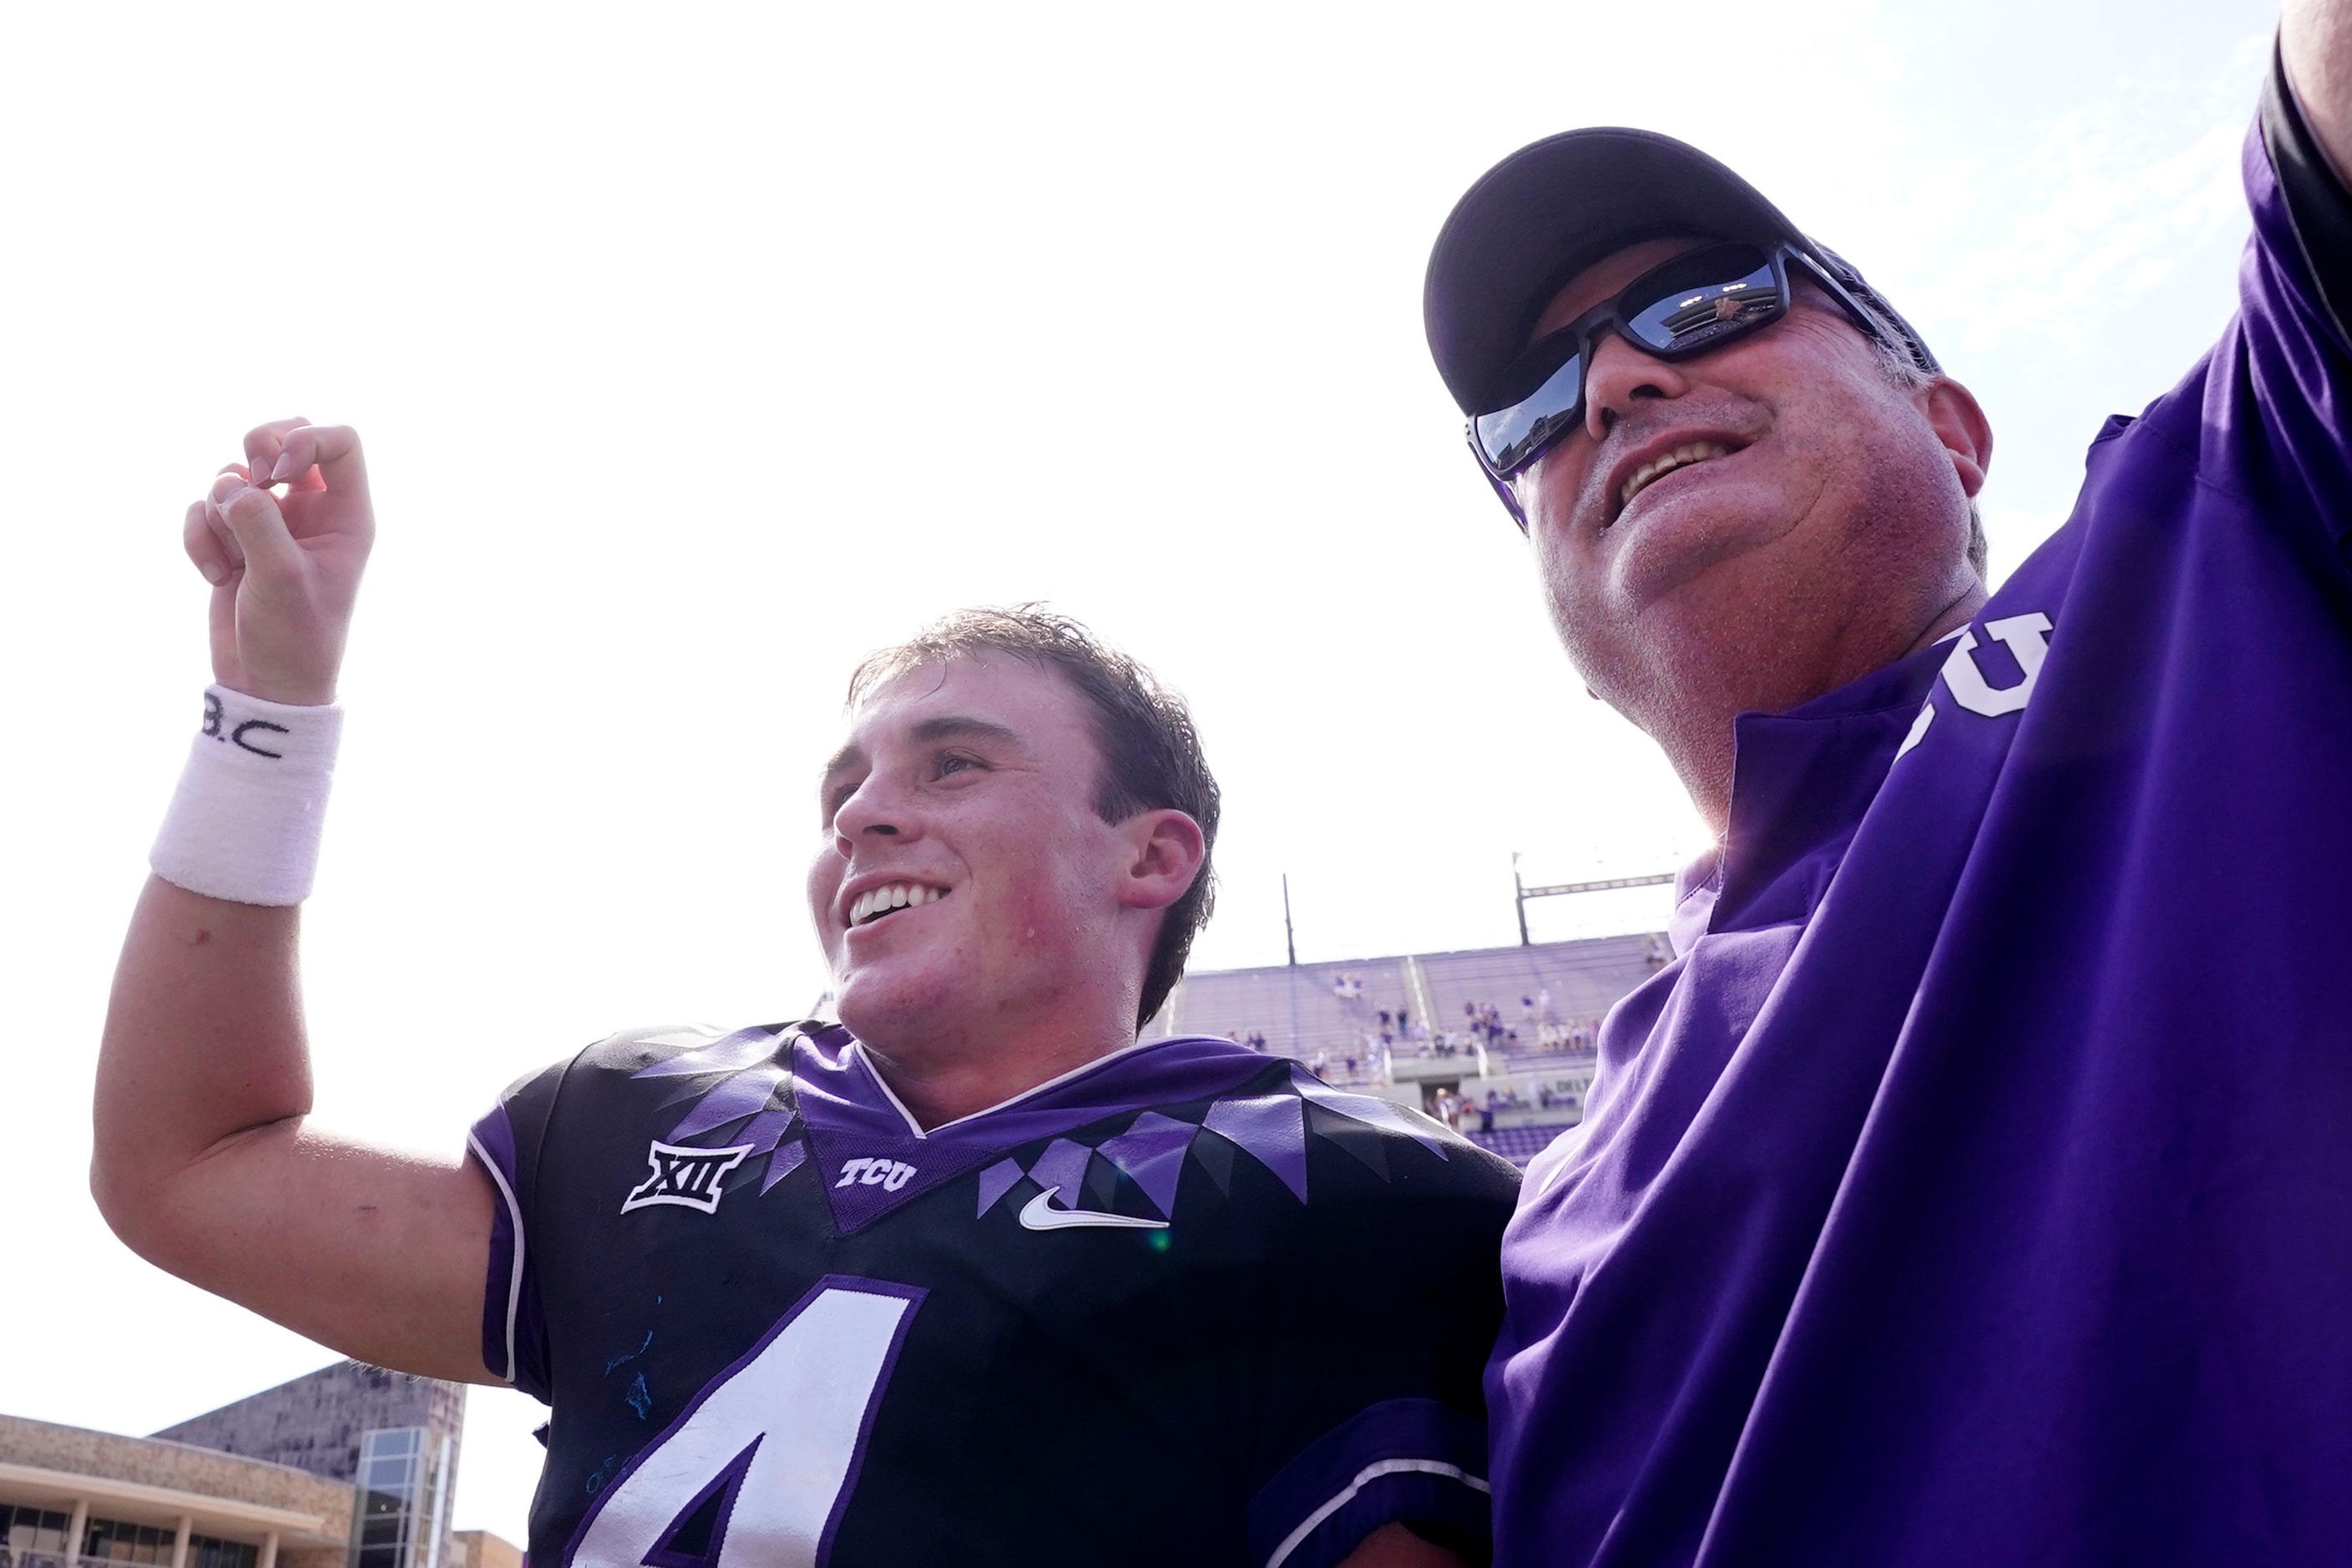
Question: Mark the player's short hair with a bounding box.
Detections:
[846,606,1221,1029]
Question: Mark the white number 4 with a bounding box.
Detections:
[570,1277,926,1568]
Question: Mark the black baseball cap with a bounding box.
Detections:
[1424,127,1937,417]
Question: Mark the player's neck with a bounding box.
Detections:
[855,1015,1143,1129]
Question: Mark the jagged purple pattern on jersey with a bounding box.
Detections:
[1203,1091,1308,1200]
[625,1024,1463,1232]
[976,1156,1024,1217]
[1295,1075,1453,1160]
[621,1027,809,1196]
[668,1065,787,1141]
[1095,1110,1196,1215]
[973,1068,1459,1222]
[761,1139,807,1193]
[631,1025,781,1079]
[1027,1138,1093,1204]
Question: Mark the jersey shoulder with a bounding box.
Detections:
[1275,1063,1523,1201]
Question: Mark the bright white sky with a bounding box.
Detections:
[3,0,2279,1546]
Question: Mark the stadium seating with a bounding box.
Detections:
[1146,959,1409,1085]
[1151,933,1663,1085]
[1465,1120,1580,1167]
[1416,934,1657,1054]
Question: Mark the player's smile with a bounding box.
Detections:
[847,881,949,927]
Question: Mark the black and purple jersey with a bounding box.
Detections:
[469,1024,1517,1568]
[1490,57,2352,1568]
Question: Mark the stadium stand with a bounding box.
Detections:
[1149,933,1666,1166]
[1416,935,1657,1044]
[1464,1121,1581,1166]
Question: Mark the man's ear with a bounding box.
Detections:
[1919,377,1994,498]
[1116,810,1206,913]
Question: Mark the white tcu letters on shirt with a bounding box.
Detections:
[1941,613,2053,717]
[1896,611,2055,762]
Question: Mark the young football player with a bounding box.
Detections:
[96,425,1520,1568]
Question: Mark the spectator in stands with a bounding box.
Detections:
[1538,987,1556,1024]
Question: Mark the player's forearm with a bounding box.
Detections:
[93,874,316,1256]
[2285,0,2352,186]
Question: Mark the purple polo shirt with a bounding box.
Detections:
[1490,59,2352,1567]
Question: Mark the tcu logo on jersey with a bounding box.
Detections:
[835,1157,917,1192]
[622,1140,754,1215]
[1942,613,2053,717]
[1898,611,2056,761]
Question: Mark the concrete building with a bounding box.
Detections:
[3,1365,506,1568]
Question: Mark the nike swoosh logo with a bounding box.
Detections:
[1018,1186,1170,1232]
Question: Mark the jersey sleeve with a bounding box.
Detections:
[2226,43,2352,569]
[1242,1141,1519,1568]
[467,1058,569,1404]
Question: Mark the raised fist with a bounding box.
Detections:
[184,419,374,706]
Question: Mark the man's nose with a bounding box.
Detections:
[831,776,917,850]
[1583,330,1693,440]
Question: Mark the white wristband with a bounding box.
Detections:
[150,686,344,906]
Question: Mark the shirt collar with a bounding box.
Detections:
[1702,637,1951,934]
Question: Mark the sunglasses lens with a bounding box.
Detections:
[1474,345,1586,475]
[1471,243,1785,480]
[1624,244,1780,355]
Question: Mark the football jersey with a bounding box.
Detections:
[470,1024,1519,1568]
[1488,58,2352,1567]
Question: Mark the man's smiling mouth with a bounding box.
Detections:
[1619,441,1737,513]
[850,883,948,927]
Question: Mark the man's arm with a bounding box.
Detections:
[2285,0,2352,186]
[93,420,497,1385]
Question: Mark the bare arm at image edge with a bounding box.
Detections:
[93,419,498,1386]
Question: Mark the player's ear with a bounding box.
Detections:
[1115,809,1206,913]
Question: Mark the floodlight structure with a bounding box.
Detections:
[1512,857,1676,946]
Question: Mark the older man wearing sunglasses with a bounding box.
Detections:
[1424,3,2352,1565]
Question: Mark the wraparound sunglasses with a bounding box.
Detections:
[1467,240,1918,528]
